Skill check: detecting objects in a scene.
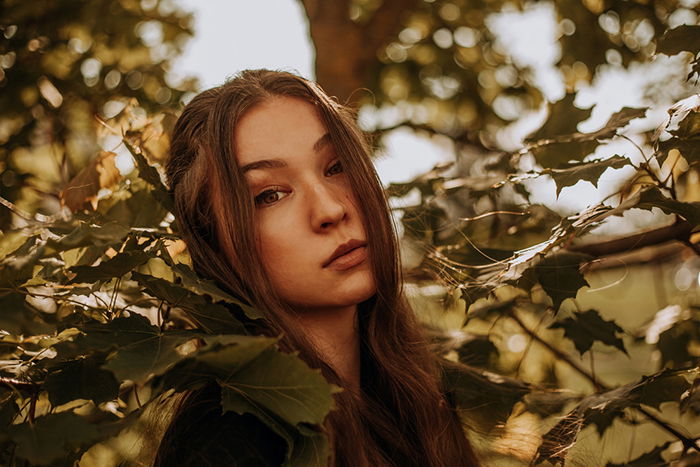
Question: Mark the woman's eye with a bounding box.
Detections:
[254,189,288,206]
[326,160,343,176]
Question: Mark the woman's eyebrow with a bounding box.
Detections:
[241,133,332,173]
[241,159,287,173]
[313,133,331,152]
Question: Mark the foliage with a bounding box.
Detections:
[0,0,197,228]
[1,1,700,466]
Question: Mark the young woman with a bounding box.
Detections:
[156,69,479,466]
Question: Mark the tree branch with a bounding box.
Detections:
[569,220,694,258]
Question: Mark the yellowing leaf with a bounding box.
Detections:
[60,151,121,212]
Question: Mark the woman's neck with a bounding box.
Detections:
[293,304,360,390]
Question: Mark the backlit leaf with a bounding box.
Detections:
[48,221,130,251]
[635,187,700,227]
[532,139,598,169]
[547,155,631,197]
[528,94,593,142]
[60,151,121,212]
[656,25,700,56]
[124,141,175,214]
[69,249,152,284]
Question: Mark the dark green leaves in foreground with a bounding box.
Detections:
[55,314,195,384]
[45,357,120,405]
[550,309,627,356]
[5,412,118,465]
[158,334,338,466]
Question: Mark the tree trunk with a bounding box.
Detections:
[298,0,420,106]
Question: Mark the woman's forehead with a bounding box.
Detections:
[234,96,329,167]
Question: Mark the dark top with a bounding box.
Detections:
[154,384,287,467]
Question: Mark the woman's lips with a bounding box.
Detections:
[324,245,367,271]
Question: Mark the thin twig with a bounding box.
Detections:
[508,308,604,391]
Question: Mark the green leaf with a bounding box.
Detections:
[0,235,44,288]
[220,347,338,427]
[550,309,627,356]
[591,108,647,139]
[657,319,695,367]
[633,373,689,410]
[532,140,598,169]
[131,271,246,334]
[534,252,591,310]
[103,187,169,228]
[221,390,329,467]
[287,430,329,467]
[527,106,645,168]
[0,292,51,336]
[158,336,334,466]
[69,250,152,284]
[635,187,700,227]
[56,314,196,384]
[157,335,276,392]
[442,364,530,432]
[124,141,175,214]
[656,25,700,56]
[48,221,130,251]
[528,94,593,142]
[7,412,114,465]
[170,263,263,320]
[547,155,631,197]
[659,136,700,165]
[456,334,499,367]
[44,357,120,405]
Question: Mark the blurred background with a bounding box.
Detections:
[2,0,700,465]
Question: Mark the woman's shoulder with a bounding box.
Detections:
[154,384,287,467]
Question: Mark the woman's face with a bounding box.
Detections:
[234,96,376,312]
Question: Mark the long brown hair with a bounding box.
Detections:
[162,69,479,466]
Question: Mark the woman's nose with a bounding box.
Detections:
[308,182,347,231]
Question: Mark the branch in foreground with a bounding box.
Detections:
[569,220,694,258]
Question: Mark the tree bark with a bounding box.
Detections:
[298,0,420,106]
